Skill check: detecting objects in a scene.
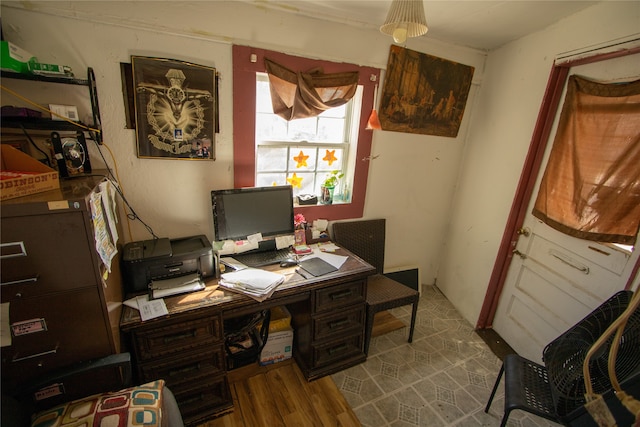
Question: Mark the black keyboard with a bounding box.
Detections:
[231,248,293,267]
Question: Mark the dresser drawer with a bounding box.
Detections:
[133,315,223,361]
[1,288,112,386]
[313,280,365,313]
[139,345,226,387]
[313,333,363,368]
[172,374,233,425]
[313,304,365,342]
[1,213,96,299]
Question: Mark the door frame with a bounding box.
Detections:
[477,44,640,329]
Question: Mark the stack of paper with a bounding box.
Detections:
[219,268,285,302]
[150,273,205,299]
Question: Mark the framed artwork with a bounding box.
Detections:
[132,56,216,159]
[379,45,474,137]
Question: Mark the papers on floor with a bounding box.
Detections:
[150,272,205,299]
[219,268,285,302]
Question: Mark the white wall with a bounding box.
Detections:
[0,1,485,287]
[436,1,640,326]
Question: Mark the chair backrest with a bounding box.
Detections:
[331,219,385,274]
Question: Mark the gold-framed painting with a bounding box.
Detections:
[379,45,474,137]
[132,56,216,159]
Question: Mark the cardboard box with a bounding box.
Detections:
[0,41,36,73]
[257,306,292,333]
[0,145,59,201]
[259,327,293,366]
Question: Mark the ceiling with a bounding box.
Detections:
[240,0,599,51]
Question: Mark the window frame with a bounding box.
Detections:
[232,45,379,222]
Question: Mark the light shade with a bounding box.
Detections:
[380,0,428,44]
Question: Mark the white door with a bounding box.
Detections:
[492,51,640,363]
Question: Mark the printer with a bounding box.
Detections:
[121,234,215,296]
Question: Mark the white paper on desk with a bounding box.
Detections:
[137,295,168,321]
[300,251,347,270]
[221,268,285,290]
[152,281,205,299]
[151,273,200,290]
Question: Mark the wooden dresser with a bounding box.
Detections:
[1,175,123,391]
[120,249,374,425]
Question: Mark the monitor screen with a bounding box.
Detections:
[211,185,295,242]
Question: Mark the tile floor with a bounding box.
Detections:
[331,284,563,427]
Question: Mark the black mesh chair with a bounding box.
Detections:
[485,290,640,427]
[331,218,419,354]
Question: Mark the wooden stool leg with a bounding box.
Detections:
[408,300,418,343]
[364,308,375,354]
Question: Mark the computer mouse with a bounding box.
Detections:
[280,259,298,268]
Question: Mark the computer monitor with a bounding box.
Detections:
[211,185,295,242]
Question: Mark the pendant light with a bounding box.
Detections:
[380,0,428,44]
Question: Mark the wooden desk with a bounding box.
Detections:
[120,248,374,426]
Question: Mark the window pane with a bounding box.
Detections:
[288,147,317,171]
[256,80,274,113]
[320,103,346,118]
[287,172,316,196]
[256,114,288,141]
[316,148,344,171]
[256,173,287,187]
[287,118,318,141]
[318,117,346,142]
[257,146,288,171]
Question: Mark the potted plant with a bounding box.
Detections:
[320,170,344,204]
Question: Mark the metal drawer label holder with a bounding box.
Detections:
[11,318,47,337]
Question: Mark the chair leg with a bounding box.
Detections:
[408,300,418,343]
[485,362,505,413]
[499,409,511,427]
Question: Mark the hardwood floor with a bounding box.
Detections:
[199,311,405,427]
[201,359,360,427]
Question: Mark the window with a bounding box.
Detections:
[232,45,380,221]
[255,73,362,204]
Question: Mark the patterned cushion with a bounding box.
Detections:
[31,379,164,427]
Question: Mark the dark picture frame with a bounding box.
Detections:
[379,45,474,137]
[132,56,216,160]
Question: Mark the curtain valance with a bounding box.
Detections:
[265,58,359,121]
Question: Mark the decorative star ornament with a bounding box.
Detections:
[323,149,338,166]
[293,150,309,168]
[287,173,303,188]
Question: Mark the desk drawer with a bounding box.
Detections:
[133,315,223,361]
[313,333,363,368]
[314,280,365,313]
[313,304,365,341]
[139,345,226,387]
[172,374,233,425]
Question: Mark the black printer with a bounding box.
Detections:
[121,234,215,294]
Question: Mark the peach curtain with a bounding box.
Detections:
[533,75,640,245]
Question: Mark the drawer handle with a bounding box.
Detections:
[329,290,353,300]
[1,275,39,287]
[180,393,205,405]
[13,347,57,362]
[169,362,201,376]
[0,241,27,259]
[329,318,350,329]
[328,343,348,355]
[163,329,197,344]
